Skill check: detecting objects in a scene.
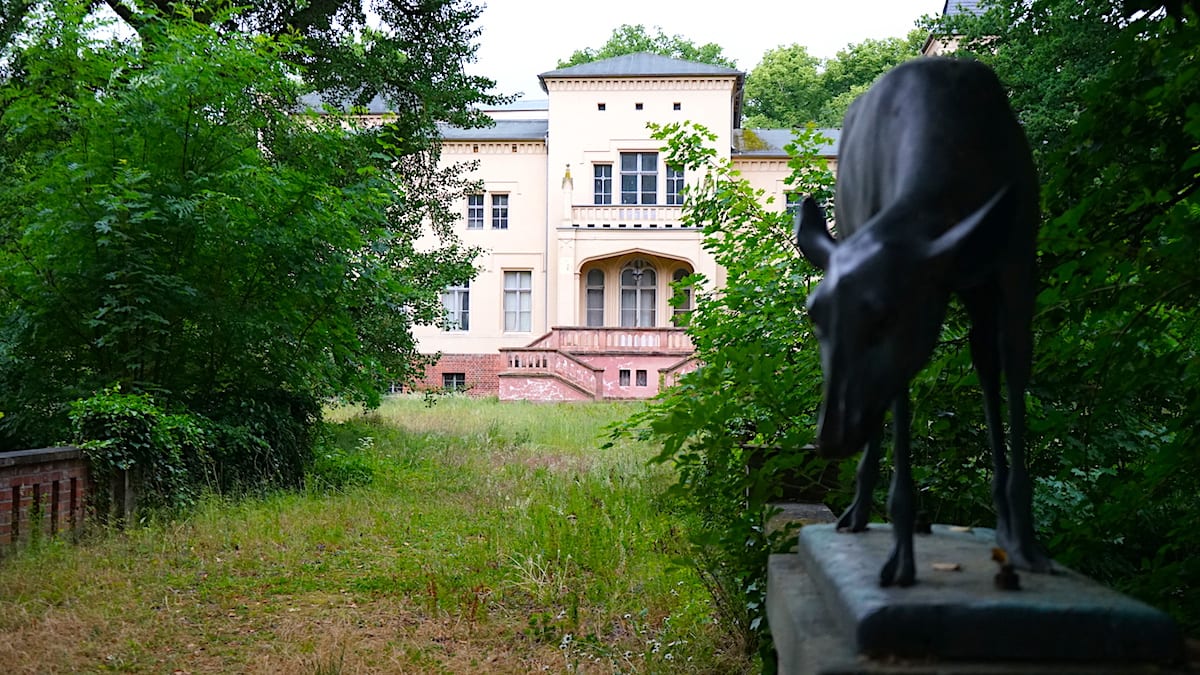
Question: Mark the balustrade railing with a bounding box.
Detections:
[502,348,602,397]
[547,327,694,352]
[569,205,687,229]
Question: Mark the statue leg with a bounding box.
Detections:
[837,426,882,532]
[966,303,1013,545]
[881,393,916,587]
[1000,337,1053,573]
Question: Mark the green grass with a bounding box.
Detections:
[0,396,750,673]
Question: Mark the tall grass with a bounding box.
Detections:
[0,396,749,673]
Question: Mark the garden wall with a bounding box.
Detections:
[0,446,89,547]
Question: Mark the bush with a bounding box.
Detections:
[70,386,323,516]
[70,387,209,513]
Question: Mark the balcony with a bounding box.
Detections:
[568,205,688,230]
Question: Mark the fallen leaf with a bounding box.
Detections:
[932,562,962,572]
[991,547,1008,564]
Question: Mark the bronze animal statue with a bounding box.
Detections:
[795,57,1051,587]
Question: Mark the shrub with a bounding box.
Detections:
[70,387,209,514]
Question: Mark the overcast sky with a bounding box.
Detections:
[466,0,950,100]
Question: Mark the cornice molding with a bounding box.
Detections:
[443,141,547,155]
[543,77,735,93]
[732,159,790,172]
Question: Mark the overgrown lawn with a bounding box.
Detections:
[0,396,748,673]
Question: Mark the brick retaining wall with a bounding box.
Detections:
[416,353,504,397]
[0,447,90,546]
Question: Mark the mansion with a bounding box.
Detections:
[410,53,839,400]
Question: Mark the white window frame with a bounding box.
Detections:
[594,164,613,205]
[491,194,509,230]
[666,165,684,205]
[671,268,692,327]
[785,192,804,219]
[620,152,657,205]
[585,269,605,327]
[620,260,656,327]
[503,270,532,332]
[466,194,484,229]
[441,283,469,331]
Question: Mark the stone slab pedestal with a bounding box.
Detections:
[768,523,1187,674]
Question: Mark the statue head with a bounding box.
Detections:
[794,191,1011,458]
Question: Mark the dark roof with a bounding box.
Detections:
[486,99,549,112]
[538,52,743,92]
[438,120,548,141]
[541,53,741,79]
[538,52,746,122]
[943,0,984,17]
[922,0,987,54]
[298,92,392,115]
[732,128,840,158]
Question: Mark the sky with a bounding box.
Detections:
[465,0,950,100]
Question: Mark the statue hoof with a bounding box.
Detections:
[836,509,869,532]
[879,555,917,587]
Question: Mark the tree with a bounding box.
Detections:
[557,23,737,69]
[1,0,503,142]
[741,45,824,129]
[922,0,1200,632]
[0,2,486,494]
[743,29,924,128]
[613,121,838,668]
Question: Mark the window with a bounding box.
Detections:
[443,373,466,391]
[491,194,509,229]
[466,194,484,229]
[666,166,684,205]
[504,271,532,332]
[636,370,648,387]
[673,102,681,111]
[594,165,612,205]
[441,283,469,331]
[620,260,656,327]
[634,102,643,110]
[672,268,692,327]
[620,152,657,205]
[619,369,631,386]
[785,192,803,220]
[586,269,605,327]
[597,102,606,111]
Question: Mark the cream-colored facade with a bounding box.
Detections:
[412,53,838,399]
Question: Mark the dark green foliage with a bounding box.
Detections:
[613,122,842,666]
[70,388,210,512]
[922,0,1200,633]
[0,2,489,503]
[557,24,737,69]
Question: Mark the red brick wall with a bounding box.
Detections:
[0,447,90,547]
[415,353,504,397]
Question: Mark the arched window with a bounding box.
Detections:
[620,260,656,327]
[672,268,692,326]
[586,269,605,327]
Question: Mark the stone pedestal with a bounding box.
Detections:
[768,523,1187,674]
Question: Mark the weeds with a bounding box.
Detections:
[0,396,749,673]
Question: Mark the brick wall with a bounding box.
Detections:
[415,353,504,397]
[0,447,90,547]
